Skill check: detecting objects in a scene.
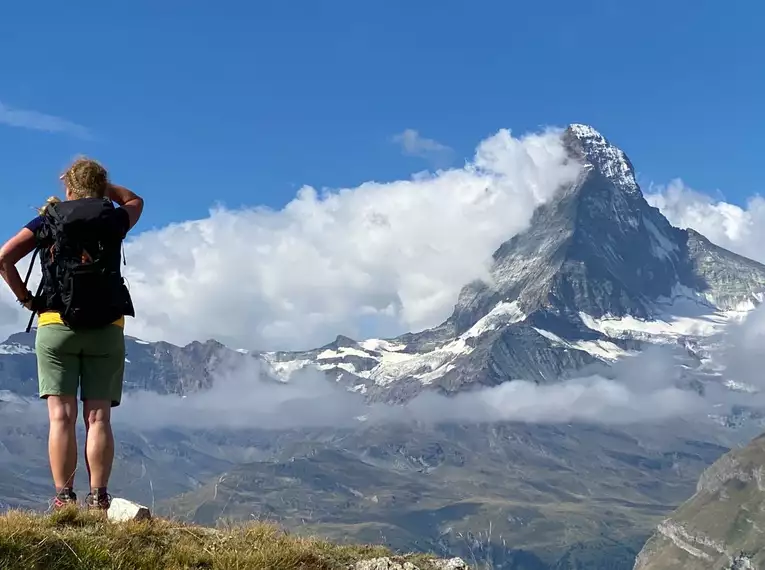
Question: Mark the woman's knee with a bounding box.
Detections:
[47,395,77,426]
[84,401,112,427]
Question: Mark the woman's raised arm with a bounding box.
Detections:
[106,183,144,231]
[0,228,37,307]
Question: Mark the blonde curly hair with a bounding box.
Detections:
[38,195,62,216]
[60,157,109,199]
[38,157,110,216]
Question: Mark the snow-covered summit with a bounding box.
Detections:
[564,123,640,196]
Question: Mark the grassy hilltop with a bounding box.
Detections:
[0,507,461,570]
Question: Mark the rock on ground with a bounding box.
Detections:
[353,557,468,570]
[431,559,469,570]
[107,497,151,522]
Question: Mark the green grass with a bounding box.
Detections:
[0,507,446,570]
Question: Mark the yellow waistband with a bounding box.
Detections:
[37,312,125,328]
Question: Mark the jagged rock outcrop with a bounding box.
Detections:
[633,433,765,569]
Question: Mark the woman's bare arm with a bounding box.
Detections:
[0,228,37,305]
[106,183,144,230]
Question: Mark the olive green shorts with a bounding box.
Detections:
[35,323,126,407]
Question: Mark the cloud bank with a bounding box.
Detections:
[101,344,740,432]
[120,126,582,351]
[1,313,762,432]
[0,101,91,139]
[712,303,765,394]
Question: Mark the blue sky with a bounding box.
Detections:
[2,0,765,349]
[1,0,762,237]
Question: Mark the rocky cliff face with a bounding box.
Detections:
[633,433,765,569]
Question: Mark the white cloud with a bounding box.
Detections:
[646,179,765,264]
[107,345,721,430]
[395,345,724,426]
[120,126,582,351]
[0,100,91,139]
[402,376,706,426]
[0,298,22,332]
[115,360,369,431]
[711,303,765,393]
[391,128,455,167]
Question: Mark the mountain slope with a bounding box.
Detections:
[634,433,765,569]
[160,421,736,570]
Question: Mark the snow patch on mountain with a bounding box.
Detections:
[359,339,407,352]
[369,337,473,386]
[533,328,628,361]
[317,346,372,360]
[0,343,34,355]
[572,280,757,346]
[579,305,748,344]
[463,301,525,339]
[320,361,360,376]
[261,356,311,382]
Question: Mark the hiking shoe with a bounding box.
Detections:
[85,491,112,511]
[52,489,77,510]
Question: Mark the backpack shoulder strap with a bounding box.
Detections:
[23,247,43,334]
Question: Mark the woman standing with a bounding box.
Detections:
[0,158,144,510]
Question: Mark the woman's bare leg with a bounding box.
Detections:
[47,395,78,492]
[83,400,114,491]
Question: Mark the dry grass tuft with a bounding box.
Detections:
[0,507,439,570]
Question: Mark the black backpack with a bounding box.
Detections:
[28,197,135,330]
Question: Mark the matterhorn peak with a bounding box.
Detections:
[566,123,605,140]
[563,123,640,196]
